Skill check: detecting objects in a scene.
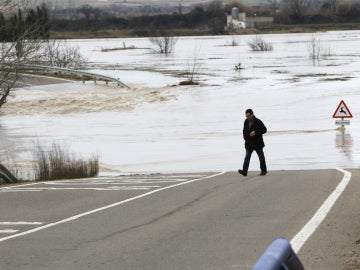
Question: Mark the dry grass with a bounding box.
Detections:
[33,142,99,181]
[50,30,134,39]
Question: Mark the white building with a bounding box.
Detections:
[226,7,274,30]
[226,7,246,30]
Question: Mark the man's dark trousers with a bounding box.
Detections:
[243,148,267,175]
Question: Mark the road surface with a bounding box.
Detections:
[0,170,358,269]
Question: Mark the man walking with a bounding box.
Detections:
[238,109,267,176]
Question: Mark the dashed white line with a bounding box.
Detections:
[0,230,19,234]
[0,190,41,192]
[290,168,352,253]
[0,171,226,243]
[0,222,43,225]
[0,186,161,192]
[0,182,40,190]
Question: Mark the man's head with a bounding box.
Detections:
[245,109,254,121]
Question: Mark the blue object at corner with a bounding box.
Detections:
[252,238,304,270]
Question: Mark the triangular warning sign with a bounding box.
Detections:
[333,100,353,118]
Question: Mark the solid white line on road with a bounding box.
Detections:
[0,230,19,234]
[0,222,43,225]
[0,171,226,243]
[290,168,352,253]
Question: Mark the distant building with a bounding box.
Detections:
[245,16,274,28]
[226,7,274,30]
[226,7,246,30]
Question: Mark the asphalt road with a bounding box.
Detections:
[0,170,358,270]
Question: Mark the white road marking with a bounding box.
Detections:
[290,168,352,253]
[0,175,203,191]
[0,186,161,192]
[0,222,43,225]
[0,230,19,234]
[0,190,41,192]
[44,179,188,185]
[0,171,226,243]
[0,182,40,190]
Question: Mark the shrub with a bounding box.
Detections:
[43,41,87,69]
[308,36,321,60]
[308,36,332,60]
[247,36,273,51]
[224,37,240,46]
[180,47,202,85]
[33,142,99,181]
[149,32,178,54]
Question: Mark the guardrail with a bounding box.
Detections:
[0,164,18,183]
[16,64,130,89]
[252,238,304,270]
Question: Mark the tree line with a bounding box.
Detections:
[50,2,231,35]
[0,4,49,42]
[49,1,360,36]
[279,0,360,24]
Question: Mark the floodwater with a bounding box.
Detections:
[1,30,359,177]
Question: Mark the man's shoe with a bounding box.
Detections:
[238,169,247,176]
[260,171,267,176]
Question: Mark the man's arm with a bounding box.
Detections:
[251,119,267,136]
[243,120,250,140]
[257,119,267,135]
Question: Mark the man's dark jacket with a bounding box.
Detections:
[243,116,267,150]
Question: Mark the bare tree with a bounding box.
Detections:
[93,8,102,21]
[1,0,20,108]
[0,1,49,109]
[79,4,93,23]
[283,0,309,18]
[308,36,321,60]
[68,0,77,20]
[149,31,178,54]
[308,35,332,61]
[267,0,278,16]
[0,43,19,108]
[0,0,17,12]
[327,0,337,14]
[34,40,87,69]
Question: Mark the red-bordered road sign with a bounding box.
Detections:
[333,100,353,118]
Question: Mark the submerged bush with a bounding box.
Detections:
[247,36,273,52]
[308,36,332,60]
[149,32,178,54]
[33,143,99,181]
